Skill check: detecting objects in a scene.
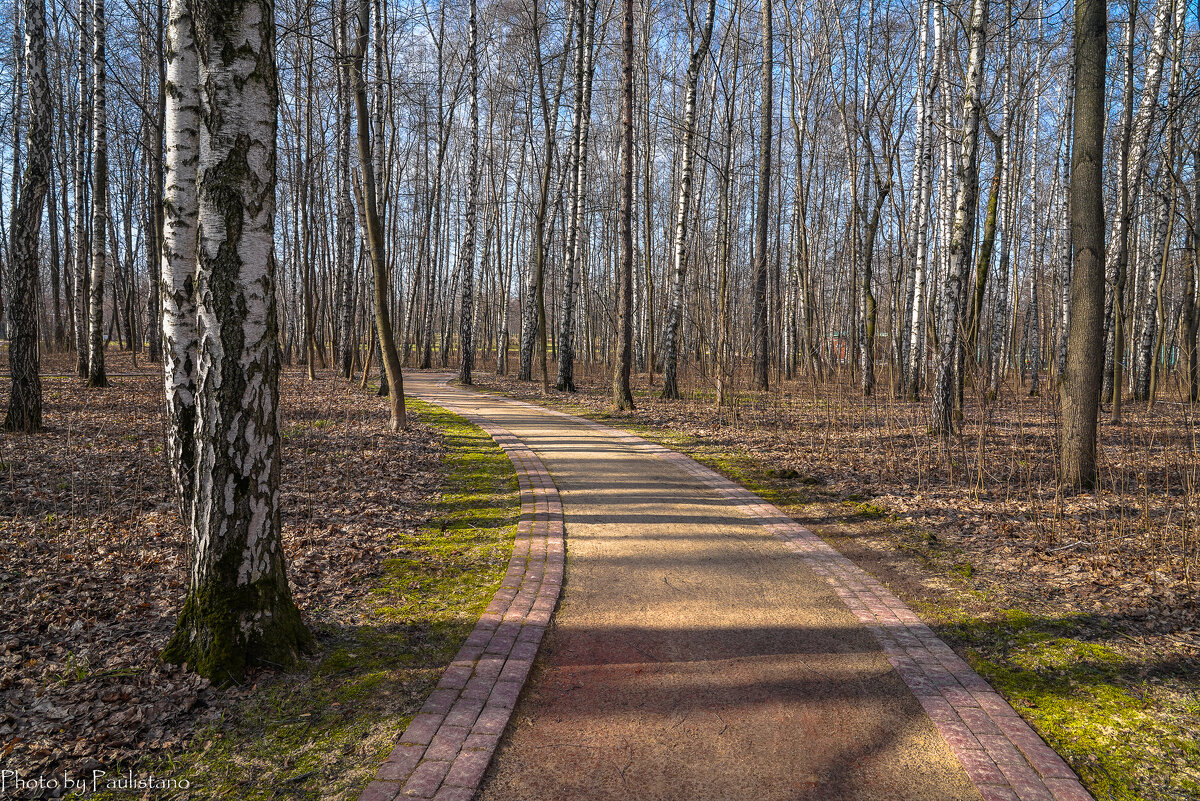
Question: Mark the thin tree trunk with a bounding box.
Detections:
[614,0,635,409]
[73,0,90,378]
[1184,151,1199,403]
[336,0,355,380]
[930,0,990,435]
[556,0,598,392]
[3,0,51,433]
[144,0,164,364]
[1109,0,1172,421]
[1138,188,1172,402]
[905,0,938,400]
[458,0,479,385]
[1059,0,1107,490]
[661,0,715,400]
[751,0,772,391]
[86,0,109,387]
[354,0,406,429]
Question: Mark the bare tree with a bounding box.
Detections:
[73,0,90,379]
[751,0,772,392]
[459,0,480,385]
[556,0,599,393]
[614,0,635,410]
[661,0,716,400]
[3,0,51,433]
[930,0,989,435]
[86,0,108,388]
[354,0,406,429]
[1059,0,1107,490]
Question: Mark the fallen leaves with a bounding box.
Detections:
[0,351,446,789]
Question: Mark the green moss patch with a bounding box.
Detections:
[941,610,1200,801]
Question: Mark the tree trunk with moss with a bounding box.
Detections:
[4,0,51,433]
[163,0,312,684]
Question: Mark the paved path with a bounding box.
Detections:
[376,374,1094,801]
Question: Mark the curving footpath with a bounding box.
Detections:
[358,385,565,801]
[365,373,1094,801]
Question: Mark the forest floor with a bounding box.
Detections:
[0,350,518,800]
[466,361,1200,801]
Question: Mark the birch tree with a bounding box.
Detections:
[336,0,355,380]
[1108,0,1172,420]
[86,0,108,388]
[930,0,990,434]
[556,0,599,393]
[160,0,199,518]
[458,0,480,385]
[751,0,772,392]
[3,0,51,433]
[73,0,90,379]
[163,0,312,683]
[661,0,716,400]
[903,0,936,400]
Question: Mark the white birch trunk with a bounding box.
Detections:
[458,0,479,384]
[556,0,598,392]
[660,0,715,399]
[3,0,51,432]
[86,0,108,387]
[930,0,990,434]
[160,0,199,519]
[73,0,90,378]
[164,0,311,683]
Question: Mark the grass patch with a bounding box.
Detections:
[85,397,518,800]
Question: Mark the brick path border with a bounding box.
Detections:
[357,391,564,801]
[462,390,1096,801]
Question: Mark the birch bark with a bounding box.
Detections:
[930,0,990,435]
[3,0,51,433]
[86,0,109,387]
[160,0,199,518]
[660,0,715,399]
[163,0,312,682]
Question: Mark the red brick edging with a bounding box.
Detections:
[490,398,1095,801]
[357,396,564,801]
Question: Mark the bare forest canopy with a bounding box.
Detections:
[1,0,1199,472]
